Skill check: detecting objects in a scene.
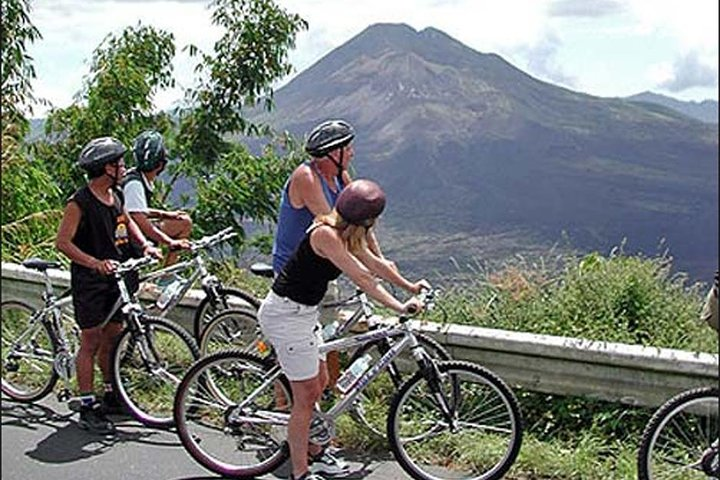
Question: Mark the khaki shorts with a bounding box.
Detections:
[258,290,325,381]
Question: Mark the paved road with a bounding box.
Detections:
[1,395,405,480]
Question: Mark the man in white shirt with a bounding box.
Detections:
[124,130,191,267]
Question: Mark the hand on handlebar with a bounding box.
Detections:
[168,238,191,252]
[410,279,432,294]
[401,298,425,316]
[94,259,119,275]
[144,244,164,260]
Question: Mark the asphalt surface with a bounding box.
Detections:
[1,394,406,480]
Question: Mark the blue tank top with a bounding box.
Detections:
[272,162,344,274]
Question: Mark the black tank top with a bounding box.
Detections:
[272,227,342,306]
[69,186,135,281]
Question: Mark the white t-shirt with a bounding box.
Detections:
[123,172,154,213]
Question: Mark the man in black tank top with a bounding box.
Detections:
[258,180,430,480]
[56,137,162,435]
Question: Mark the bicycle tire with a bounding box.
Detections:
[348,332,451,438]
[388,360,523,480]
[198,308,263,357]
[637,386,719,480]
[111,315,200,428]
[1,300,58,402]
[174,349,292,478]
[192,287,261,341]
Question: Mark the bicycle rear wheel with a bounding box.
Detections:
[638,387,719,480]
[174,350,292,478]
[198,308,265,357]
[111,315,199,428]
[388,360,523,480]
[1,301,58,402]
[193,287,260,341]
[348,332,450,438]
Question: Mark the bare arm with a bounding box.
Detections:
[311,226,413,313]
[354,243,426,293]
[126,208,164,259]
[289,166,333,216]
[129,211,174,246]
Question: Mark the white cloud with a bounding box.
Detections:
[25,0,719,114]
[548,0,625,18]
[659,52,718,92]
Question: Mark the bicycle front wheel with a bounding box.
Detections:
[388,360,523,480]
[198,308,264,357]
[111,315,199,428]
[193,287,261,341]
[349,332,451,438]
[638,387,719,480]
[1,301,58,402]
[174,350,292,478]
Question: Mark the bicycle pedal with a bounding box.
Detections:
[67,398,82,412]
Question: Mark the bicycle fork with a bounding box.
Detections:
[414,350,457,431]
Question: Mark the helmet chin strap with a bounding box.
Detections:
[105,164,121,187]
[328,148,345,183]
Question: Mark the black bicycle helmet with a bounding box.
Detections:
[305,119,355,158]
[77,137,127,171]
[132,130,167,172]
[336,179,386,226]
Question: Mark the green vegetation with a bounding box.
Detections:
[1,0,307,263]
[428,247,715,353]
[325,248,714,480]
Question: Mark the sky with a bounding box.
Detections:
[26,0,719,116]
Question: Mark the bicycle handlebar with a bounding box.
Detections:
[189,227,237,253]
[115,255,159,274]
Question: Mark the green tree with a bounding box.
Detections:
[1,0,42,131]
[175,0,308,174]
[1,0,63,262]
[36,23,176,198]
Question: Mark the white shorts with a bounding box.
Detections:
[258,290,326,381]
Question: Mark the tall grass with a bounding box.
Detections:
[429,247,716,353]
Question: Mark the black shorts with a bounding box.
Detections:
[71,266,138,330]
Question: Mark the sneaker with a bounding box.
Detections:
[309,448,349,477]
[79,403,116,434]
[291,473,327,480]
[101,391,126,415]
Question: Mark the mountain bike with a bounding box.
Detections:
[174,289,523,480]
[137,227,260,342]
[637,386,719,480]
[1,256,200,429]
[198,274,451,437]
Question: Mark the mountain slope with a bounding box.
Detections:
[627,91,718,124]
[258,23,718,280]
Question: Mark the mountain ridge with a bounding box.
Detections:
[258,23,718,281]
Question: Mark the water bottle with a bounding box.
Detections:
[308,413,331,445]
[336,353,372,394]
[321,320,340,340]
[156,279,183,310]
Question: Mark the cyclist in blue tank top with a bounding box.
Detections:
[272,120,355,274]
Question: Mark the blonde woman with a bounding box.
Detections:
[258,179,429,480]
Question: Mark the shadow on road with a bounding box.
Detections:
[2,398,180,465]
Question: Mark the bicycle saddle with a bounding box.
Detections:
[250,262,274,278]
[22,258,63,271]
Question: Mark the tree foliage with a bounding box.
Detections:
[1,0,62,262]
[176,0,308,173]
[1,0,42,131]
[3,0,309,262]
[37,23,176,198]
